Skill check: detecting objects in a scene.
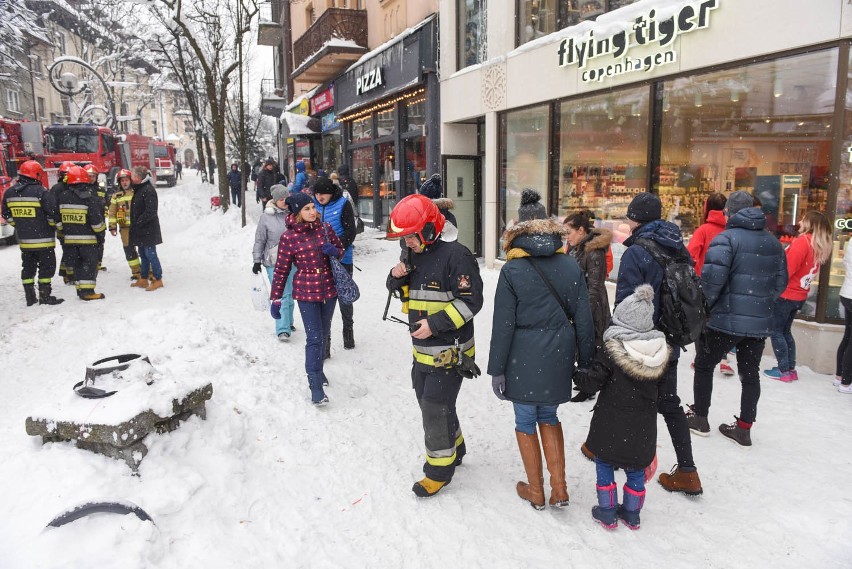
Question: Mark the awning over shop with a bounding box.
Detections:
[280,111,321,136]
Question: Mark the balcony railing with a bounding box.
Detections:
[259,78,286,118]
[257,0,284,46]
[293,8,368,73]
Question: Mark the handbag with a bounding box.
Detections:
[250,272,271,312]
[323,224,360,305]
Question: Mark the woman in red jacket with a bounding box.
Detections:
[687,193,734,375]
[764,211,832,382]
[270,192,344,405]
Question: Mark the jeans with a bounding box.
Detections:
[769,298,805,372]
[339,263,354,329]
[836,296,852,386]
[412,366,464,482]
[657,347,695,469]
[298,298,337,401]
[694,329,765,424]
[595,457,645,492]
[512,403,559,435]
[230,187,241,208]
[266,267,295,335]
[138,245,162,280]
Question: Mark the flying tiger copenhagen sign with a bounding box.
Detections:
[557,0,718,83]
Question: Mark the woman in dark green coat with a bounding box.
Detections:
[488,206,595,511]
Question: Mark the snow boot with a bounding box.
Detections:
[343,326,355,349]
[580,442,595,462]
[617,485,645,530]
[24,284,37,306]
[539,422,569,507]
[719,418,752,447]
[146,278,164,291]
[515,430,546,510]
[131,276,151,288]
[38,283,64,305]
[412,477,450,498]
[592,483,618,529]
[307,373,327,404]
[323,337,331,360]
[658,465,703,496]
[686,405,710,436]
[77,290,106,301]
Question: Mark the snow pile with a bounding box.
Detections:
[0,175,850,568]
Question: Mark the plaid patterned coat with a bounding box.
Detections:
[270,215,343,302]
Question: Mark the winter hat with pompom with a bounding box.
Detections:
[418,174,443,200]
[603,284,665,342]
[518,188,547,222]
[286,192,312,216]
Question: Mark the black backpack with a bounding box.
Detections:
[634,237,707,348]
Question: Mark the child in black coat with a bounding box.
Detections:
[575,284,670,530]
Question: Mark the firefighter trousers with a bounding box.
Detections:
[58,241,73,279]
[21,249,56,286]
[118,227,140,275]
[65,244,100,292]
[412,365,464,482]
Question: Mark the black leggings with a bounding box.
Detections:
[836,296,852,386]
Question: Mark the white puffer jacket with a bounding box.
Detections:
[841,246,852,300]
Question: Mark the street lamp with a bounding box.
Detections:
[47,55,118,129]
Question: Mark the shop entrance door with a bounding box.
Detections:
[443,156,481,256]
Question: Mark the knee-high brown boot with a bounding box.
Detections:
[515,430,545,510]
[539,422,569,507]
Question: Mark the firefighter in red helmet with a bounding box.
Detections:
[50,161,76,283]
[107,169,141,281]
[1,160,64,305]
[385,194,483,498]
[83,164,107,272]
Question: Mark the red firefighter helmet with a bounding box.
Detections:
[83,164,98,181]
[387,193,445,244]
[66,165,89,185]
[115,168,132,184]
[18,160,45,181]
[58,161,75,174]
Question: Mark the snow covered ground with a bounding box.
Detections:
[1,175,850,569]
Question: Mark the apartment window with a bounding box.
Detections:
[60,95,71,117]
[517,0,641,46]
[458,0,487,69]
[57,33,66,55]
[37,97,46,119]
[5,89,21,113]
[307,3,316,26]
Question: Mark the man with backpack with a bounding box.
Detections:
[687,191,787,447]
[615,192,703,496]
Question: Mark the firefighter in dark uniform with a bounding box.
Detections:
[50,161,75,283]
[107,169,141,281]
[386,194,483,498]
[58,165,107,300]
[84,164,107,272]
[1,160,64,306]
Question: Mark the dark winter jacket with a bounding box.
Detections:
[256,167,276,202]
[49,180,69,205]
[1,178,58,250]
[616,220,686,323]
[337,165,359,208]
[488,219,595,405]
[314,185,356,265]
[129,178,162,247]
[569,228,612,344]
[575,336,670,470]
[701,207,787,338]
[387,238,483,371]
[270,216,343,302]
[250,160,262,182]
[227,169,242,190]
[57,184,106,246]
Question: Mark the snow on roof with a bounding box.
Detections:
[291,37,366,79]
[285,85,320,111]
[344,13,436,73]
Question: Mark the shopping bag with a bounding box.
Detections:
[250,272,270,312]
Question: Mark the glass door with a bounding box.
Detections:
[444,157,481,255]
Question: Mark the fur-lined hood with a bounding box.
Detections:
[433,197,454,210]
[604,338,670,381]
[579,227,612,252]
[502,218,565,252]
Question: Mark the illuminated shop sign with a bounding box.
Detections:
[557,0,718,83]
[356,67,384,96]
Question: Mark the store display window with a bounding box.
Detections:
[556,86,649,226]
[322,131,341,173]
[377,109,395,138]
[405,97,426,134]
[458,0,487,70]
[829,49,852,320]
[352,146,374,221]
[498,104,550,258]
[517,1,641,46]
[378,142,397,220]
[350,116,372,143]
[404,137,427,196]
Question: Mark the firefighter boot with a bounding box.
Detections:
[539,422,570,507]
[515,430,546,510]
[146,279,164,291]
[24,284,37,307]
[38,283,65,305]
[78,289,106,301]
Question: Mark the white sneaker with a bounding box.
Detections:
[838,383,852,394]
[834,376,842,386]
[277,332,290,342]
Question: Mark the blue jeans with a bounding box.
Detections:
[138,246,162,280]
[769,298,805,372]
[512,403,559,435]
[266,267,295,335]
[595,457,645,492]
[298,298,337,401]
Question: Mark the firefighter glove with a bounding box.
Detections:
[491,374,507,400]
[252,262,262,274]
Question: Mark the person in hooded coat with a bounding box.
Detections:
[228,163,242,208]
[129,166,164,291]
[291,160,308,194]
[488,194,595,511]
[256,159,277,207]
[575,284,671,530]
[418,174,457,229]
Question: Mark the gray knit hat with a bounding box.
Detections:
[518,188,547,222]
[603,284,665,342]
[270,184,288,203]
[725,190,754,216]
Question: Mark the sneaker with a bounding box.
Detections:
[789,369,799,381]
[838,383,852,394]
[685,405,710,436]
[277,332,290,342]
[658,465,703,496]
[719,421,752,447]
[833,376,842,386]
[312,396,329,407]
[774,371,795,383]
[719,362,735,376]
[763,367,782,380]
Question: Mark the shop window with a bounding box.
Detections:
[660,48,838,317]
[831,49,852,320]
[557,86,649,229]
[403,137,426,196]
[351,147,374,221]
[517,0,641,46]
[349,116,372,143]
[378,142,397,219]
[322,130,341,172]
[458,0,487,70]
[404,97,426,133]
[376,108,395,137]
[498,104,550,258]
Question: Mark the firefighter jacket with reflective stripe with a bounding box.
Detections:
[1,178,58,250]
[388,239,483,369]
[108,187,134,230]
[57,186,106,246]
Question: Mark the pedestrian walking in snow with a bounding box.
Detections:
[764,211,831,382]
[253,185,297,340]
[575,284,670,530]
[269,192,343,406]
[129,166,164,292]
[228,163,242,208]
[175,160,182,180]
[1,160,64,306]
[488,211,594,511]
[256,159,276,208]
[107,169,142,283]
[386,194,483,498]
[836,242,852,394]
[688,191,787,447]
[313,177,358,351]
[291,160,308,195]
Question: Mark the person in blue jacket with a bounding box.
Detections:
[292,160,308,194]
[313,177,357,352]
[227,163,242,207]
